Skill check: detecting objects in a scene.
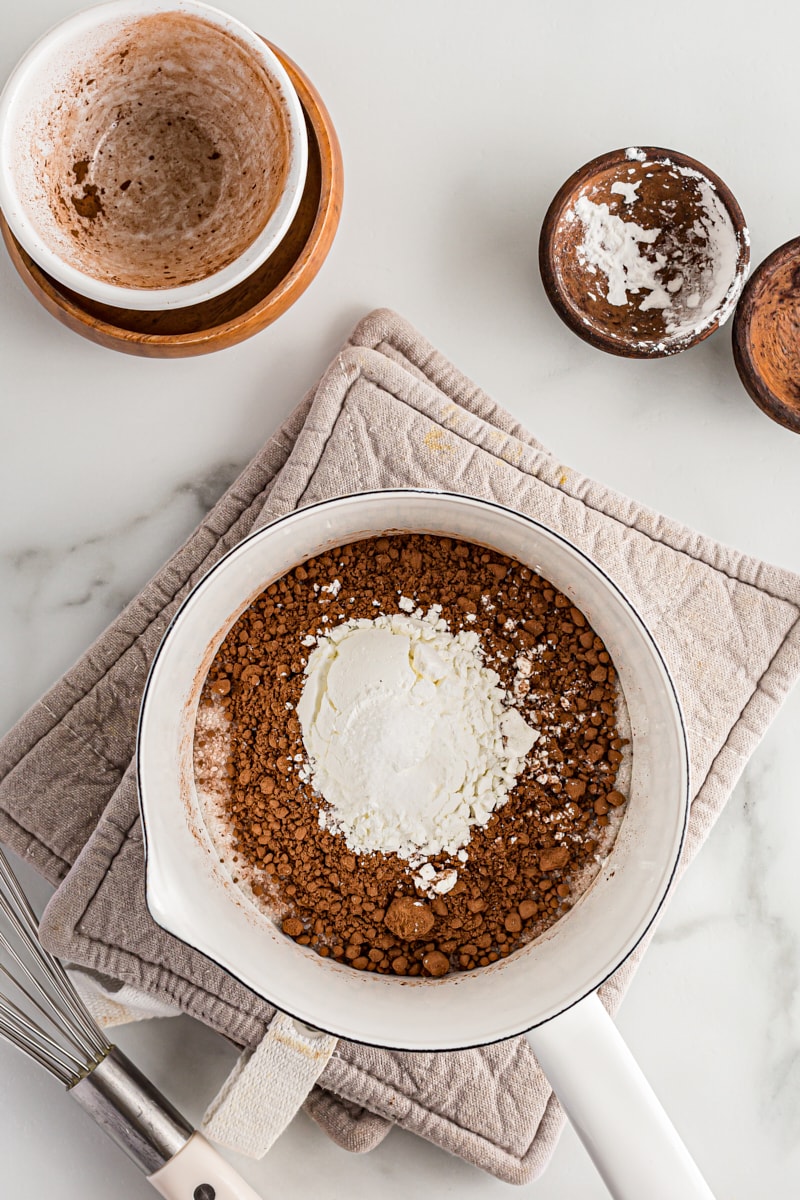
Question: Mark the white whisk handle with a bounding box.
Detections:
[148,1132,263,1200]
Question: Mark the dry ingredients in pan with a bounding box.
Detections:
[194,535,628,977]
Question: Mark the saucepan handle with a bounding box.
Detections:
[526,992,715,1200]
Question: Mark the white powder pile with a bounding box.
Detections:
[296,610,537,863]
[569,149,745,342]
[610,179,641,205]
[573,194,672,310]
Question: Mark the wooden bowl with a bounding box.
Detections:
[732,237,800,434]
[0,41,342,357]
[539,147,749,358]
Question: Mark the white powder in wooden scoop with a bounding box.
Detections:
[573,195,673,311]
[570,152,747,343]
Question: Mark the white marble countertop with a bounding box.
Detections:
[2,1,799,1196]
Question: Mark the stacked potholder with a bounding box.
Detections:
[1,309,799,1182]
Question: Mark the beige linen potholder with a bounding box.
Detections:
[2,308,800,1184]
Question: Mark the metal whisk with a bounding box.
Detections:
[0,847,109,1082]
[0,844,261,1200]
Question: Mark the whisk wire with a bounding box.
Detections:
[42,952,109,1059]
[0,990,84,1065]
[0,956,90,1059]
[0,1015,76,1083]
[0,919,96,1058]
[0,857,112,1056]
[0,848,110,1056]
[0,846,110,1079]
[0,995,85,1082]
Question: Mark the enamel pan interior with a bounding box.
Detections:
[137,490,689,1051]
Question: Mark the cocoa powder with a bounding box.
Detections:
[194,534,627,977]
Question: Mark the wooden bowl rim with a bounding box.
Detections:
[732,235,800,434]
[0,39,342,354]
[538,145,750,360]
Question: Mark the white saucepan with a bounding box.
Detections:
[137,490,713,1200]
